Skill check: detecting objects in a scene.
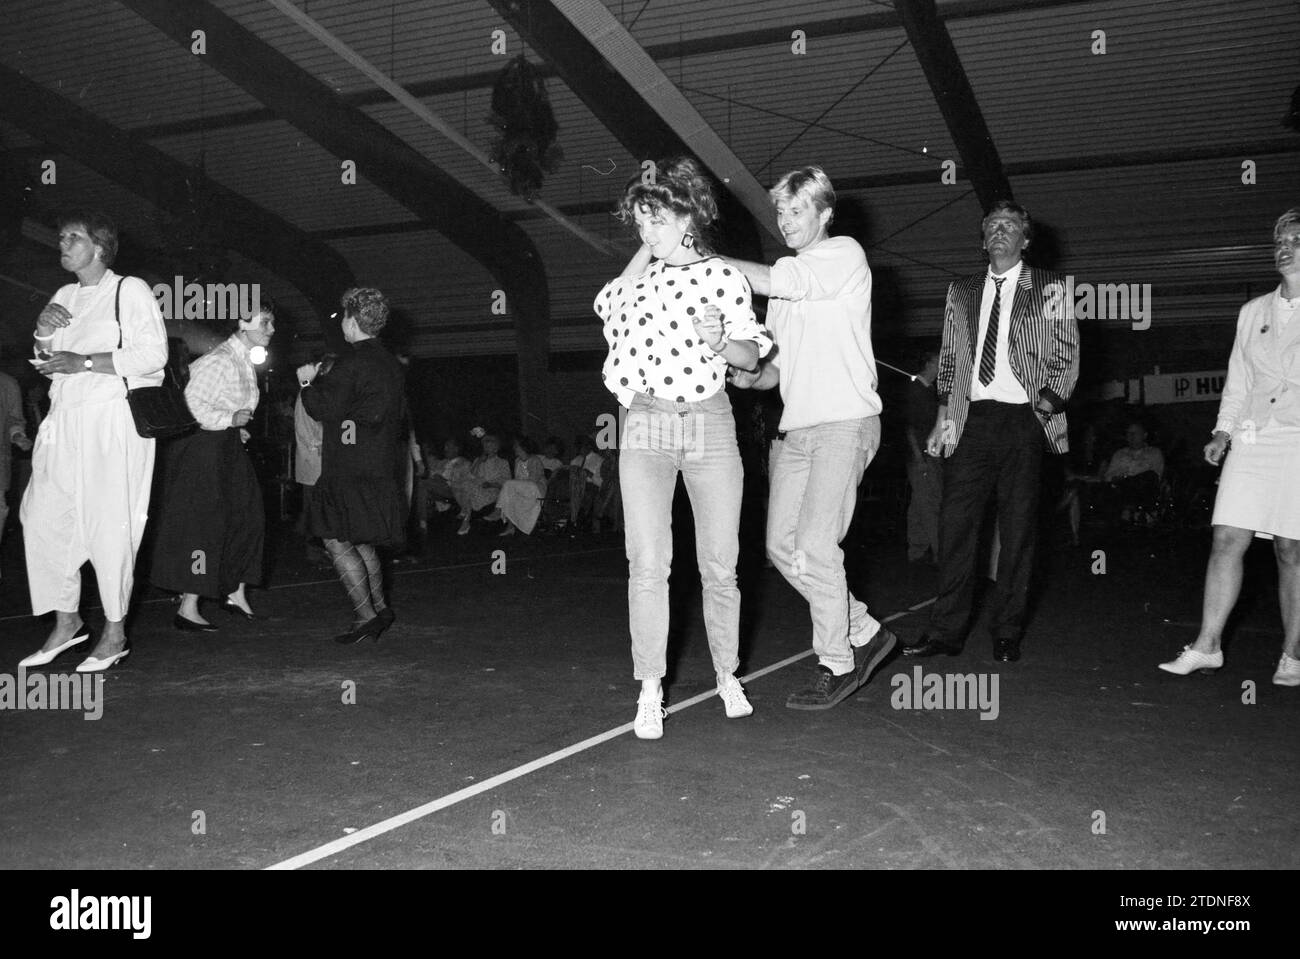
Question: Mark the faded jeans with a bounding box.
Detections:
[620,390,743,681]
[768,417,882,675]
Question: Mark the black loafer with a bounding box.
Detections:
[333,619,382,645]
[174,614,218,633]
[220,601,255,620]
[901,633,962,658]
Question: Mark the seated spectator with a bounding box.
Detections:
[453,431,510,535]
[1103,421,1165,523]
[540,436,565,477]
[569,434,604,527]
[422,437,471,515]
[498,437,548,536]
[1056,422,1105,546]
[591,447,623,533]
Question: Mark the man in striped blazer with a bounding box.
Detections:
[903,200,1079,662]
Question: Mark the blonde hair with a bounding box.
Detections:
[769,166,836,220]
[1274,208,1300,244]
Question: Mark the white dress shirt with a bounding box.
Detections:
[971,259,1030,404]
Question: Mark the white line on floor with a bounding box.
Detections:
[264,597,936,870]
[0,547,624,623]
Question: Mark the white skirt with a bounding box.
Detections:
[1211,422,1300,540]
[497,478,546,535]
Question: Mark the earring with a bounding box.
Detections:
[681,232,696,249]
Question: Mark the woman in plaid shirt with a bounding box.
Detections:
[149,302,275,631]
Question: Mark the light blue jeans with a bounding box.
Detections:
[767,417,882,675]
[619,390,743,681]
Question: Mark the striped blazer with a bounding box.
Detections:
[935,264,1080,455]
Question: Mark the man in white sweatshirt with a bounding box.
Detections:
[726,166,896,709]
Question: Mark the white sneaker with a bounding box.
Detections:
[1157,645,1223,675]
[1272,653,1300,687]
[634,689,666,739]
[717,674,753,719]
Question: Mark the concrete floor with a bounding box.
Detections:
[1,497,1297,870]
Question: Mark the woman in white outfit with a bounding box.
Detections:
[1160,209,1300,686]
[18,211,167,673]
[496,436,547,536]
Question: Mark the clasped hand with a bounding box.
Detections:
[692,305,727,352]
[32,304,87,375]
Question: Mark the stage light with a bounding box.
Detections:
[249,345,268,365]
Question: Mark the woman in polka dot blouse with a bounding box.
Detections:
[594,156,774,740]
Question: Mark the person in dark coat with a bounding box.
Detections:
[297,288,407,644]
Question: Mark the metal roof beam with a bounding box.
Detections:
[118,0,553,426]
[305,137,1300,238]
[494,0,779,247]
[96,0,1102,143]
[894,0,1013,210]
[0,62,354,343]
[483,0,768,256]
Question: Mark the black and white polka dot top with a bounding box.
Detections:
[594,255,772,408]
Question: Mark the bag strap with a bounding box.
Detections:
[113,277,130,395]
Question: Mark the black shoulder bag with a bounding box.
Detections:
[114,278,198,439]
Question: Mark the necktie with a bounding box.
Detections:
[978,276,1004,386]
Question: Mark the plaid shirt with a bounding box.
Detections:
[184,334,259,431]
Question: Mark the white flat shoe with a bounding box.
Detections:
[18,627,91,668]
[1272,653,1300,687]
[76,648,130,673]
[1158,645,1223,675]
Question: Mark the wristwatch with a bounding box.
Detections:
[84,356,94,370]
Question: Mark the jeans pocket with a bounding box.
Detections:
[856,417,882,458]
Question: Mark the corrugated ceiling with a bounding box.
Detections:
[1,0,1297,361]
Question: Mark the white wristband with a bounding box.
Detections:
[33,331,55,341]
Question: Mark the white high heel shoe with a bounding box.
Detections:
[18,627,91,668]
[1158,645,1223,675]
[76,647,130,673]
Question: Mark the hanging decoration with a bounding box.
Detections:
[487,55,562,199]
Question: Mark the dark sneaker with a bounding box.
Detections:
[853,625,897,687]
[786,666,860,710]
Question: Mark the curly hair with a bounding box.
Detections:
[615,156,719,255]
[340,287,389,335]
